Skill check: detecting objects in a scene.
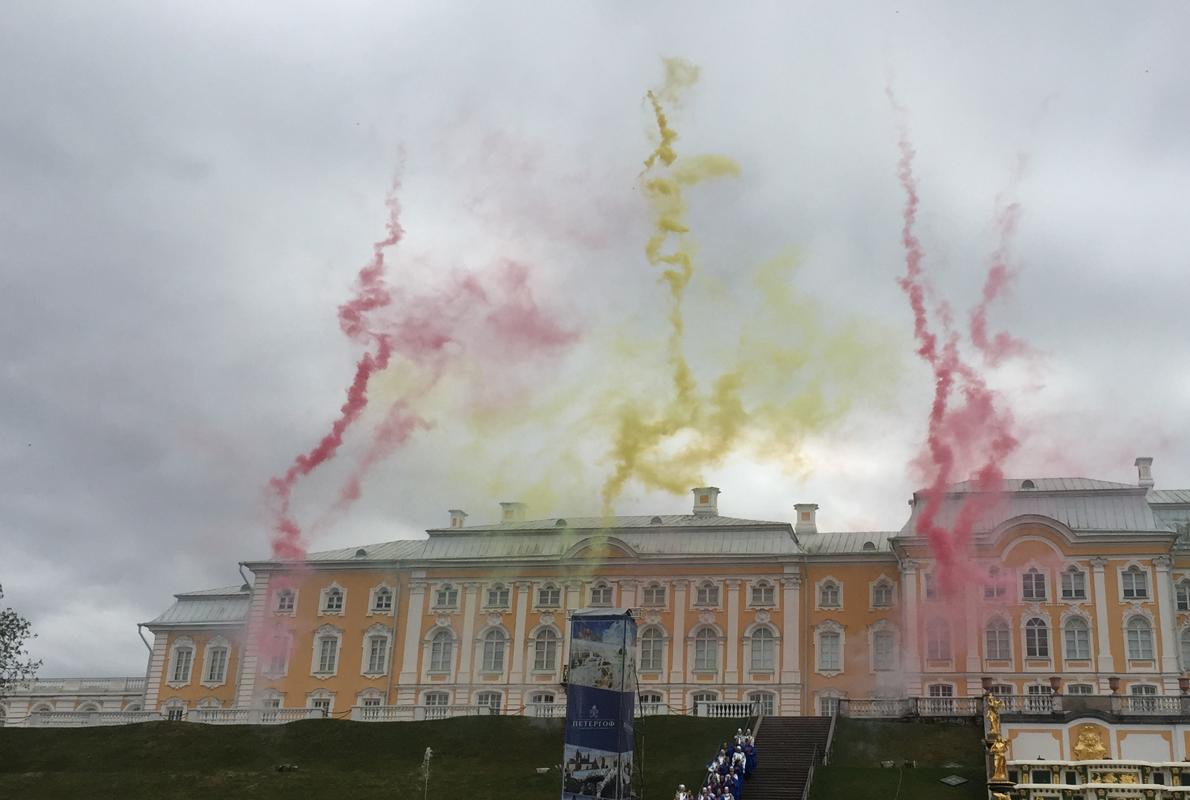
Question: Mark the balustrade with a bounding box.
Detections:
[696,701,758,718]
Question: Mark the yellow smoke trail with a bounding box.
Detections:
[600,60,896,514]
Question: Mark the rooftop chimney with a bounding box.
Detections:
[692,487,720,517]
[449,509,468,529]
[795,503,819,535]
[500,501,527,523]
[1135,457,1155,489]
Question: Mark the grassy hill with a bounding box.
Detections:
[809,718,987,800]
[0,715,741,799]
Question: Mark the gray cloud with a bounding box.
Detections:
[2,0,1188,674]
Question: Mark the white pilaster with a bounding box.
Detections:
[725,579,741,684]
[399,582,427,685]
[1090,557,1115,673]
[508,581,531,707]
[233,570,272,709]
[561,580,582,670]
[780,574,802,687]
[456,582,480,686]
[1154,556,1180,675]
[901,560,922,693]
[965,582,981,673]
[670,580,688,684]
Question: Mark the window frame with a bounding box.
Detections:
[167,638,196,687]
[536,583,562,609]
[693,627,719,673]
[926,619,951,662]
[1063,616,1091,661]
[533,628,559,672]
[1126,615,1155,660]
[362,625,391,676]
[274,588,297,615]
[817,579,842,610]
[433,584,459,610]
[1060,566,1087,601]
[319,584,346,615]
[871,578,895,609]
[1176,579,1190,612]
[749,626,776,672]
[485,583,511,609]
[1021,568,1047,601]
[872,628,895,672]
[642,583,667,607]
[481,629,507,673]
[750,580,776,607]
[589,582,613,607]
[369,585,394,615]
[1024,617,1050,659]
[639,627,665,673]
[1121,566,1150,600]
[816,625,843,674]
[985,618,1011,661]
[201,638,230,687]
[428,629,454,673]
[694,580,720,607]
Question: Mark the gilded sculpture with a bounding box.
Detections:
[985,692,1003,738]
[1072,725,1108,760]
[987,735,1010,783]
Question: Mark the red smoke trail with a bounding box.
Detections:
[267,184,405,562]
[970,159,1030,366]
[890,95,1021,595]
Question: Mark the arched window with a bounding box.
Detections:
[162,700,186,721]
[985,619,1011,661]
[589,582,613,607]
[537,583,561,608]
[694,628,718,672]
[274,589,296,613]
[1025,618,1050,658]
[638,691,664,715]
[748,691,776,716]
[533,629,558,671]
[640,627,664,672]
[482,629,507,672]
[926,619,951,661]
[429,630,453,672]
[476,691,502,714]
[819,580,841,608]
[1061,567,1087,600]
[1177,580,1190,612]
[695,581,719,606]
[486,584,510,608]
[124,702,142,713]
[642,583,666,607]
[434,584,458,608]
[1122,567,1149,600]
[750,627,775,671]
[1127,616,1155,660]
[751,581,775,606]
[77,702,100,713]
[871,579,894,608]
[1064,617,1090,660]
[692,691,718,714]
[1022,568,1046,601]
[529,692,555,717]
[371,586,393,613]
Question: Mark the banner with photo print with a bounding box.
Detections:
[561,610,637,800]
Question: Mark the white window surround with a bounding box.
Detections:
[813,620,845,676]
[433,583,459,610]
[815,576,843,610]
[368,584,395,616]
[694,580,720,607]
[259,689,284,710]
[1023,617,1051,659]
[745,624,778,673]
[1061,611,1093,663]
[748,691,776,716]
[689,625,722,673]
[1065,683,1094,695]
[868,620,897,672]
[360,623,392,677]
[310,624,343,678]
[589,582,613,607]
[748,580,776,608]
[1118,562,1152,602]
[870,577,896,609]
[638,626,667,673]
[318,583,347,616]
[984,567,1008,600]
[642,582,667,608]
[1176,579,1190,612]
[1124,612,1156,663]
[1180,626,1190,670]
[263,628,293,678]
[480,627,509,674]
[485,583,511,609]
[1060,565,1089,601]
[476,691,502,713]
[201,636,231,688]
[356,688,384,706]
[530,625,561,672]
[815,689,844,716]
[273,588,297,615]
[984,616,1012,662]
[162,699,187,721]
[306,689,334,715]
[166,636,196,688]
[1021,565,1048,602]
[426,627,455,675]
[536,583,562,609]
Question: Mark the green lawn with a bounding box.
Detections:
[809,718,987,800]
[0,715,742,799]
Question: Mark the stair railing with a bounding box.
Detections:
[823,704,838,766]
[800,744,819,800]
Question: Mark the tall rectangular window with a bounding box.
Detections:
[171,648,193,683]
[819,631,841,671]
[1061,568,1087,600]
[317,638,338,674]
[640,629,664,672]
[1022,569,1046,601]
[873,631,894,671]
[206,648,228,683]
[367,636,387,674]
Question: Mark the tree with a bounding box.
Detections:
[0,582,42,698]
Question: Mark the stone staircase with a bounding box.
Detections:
[745,716,833,800]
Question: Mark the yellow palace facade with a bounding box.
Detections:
[115,457,1190,725]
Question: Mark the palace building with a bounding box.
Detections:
[5,457,1190,732]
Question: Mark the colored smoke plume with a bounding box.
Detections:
[890,92,1023,595]
[600,60,892,513]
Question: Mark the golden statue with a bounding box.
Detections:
[1072,725,1108,760]
[987,736,1010,782]
[1120,774,1138,784]
[984,693,1003,738]
[990,793,1012,800]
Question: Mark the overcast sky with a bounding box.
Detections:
[3,1,1189,676]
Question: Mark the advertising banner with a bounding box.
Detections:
[561,610,637,800]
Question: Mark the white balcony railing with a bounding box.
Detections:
[14,677,146,695]
[638,703,670,716]
[28,711,162,727]
[349,704,495,722]
[696,701,758,719]
[526,702,566,718]
[1117,695,1184,715]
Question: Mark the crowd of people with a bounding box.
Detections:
[672,727,758,800]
